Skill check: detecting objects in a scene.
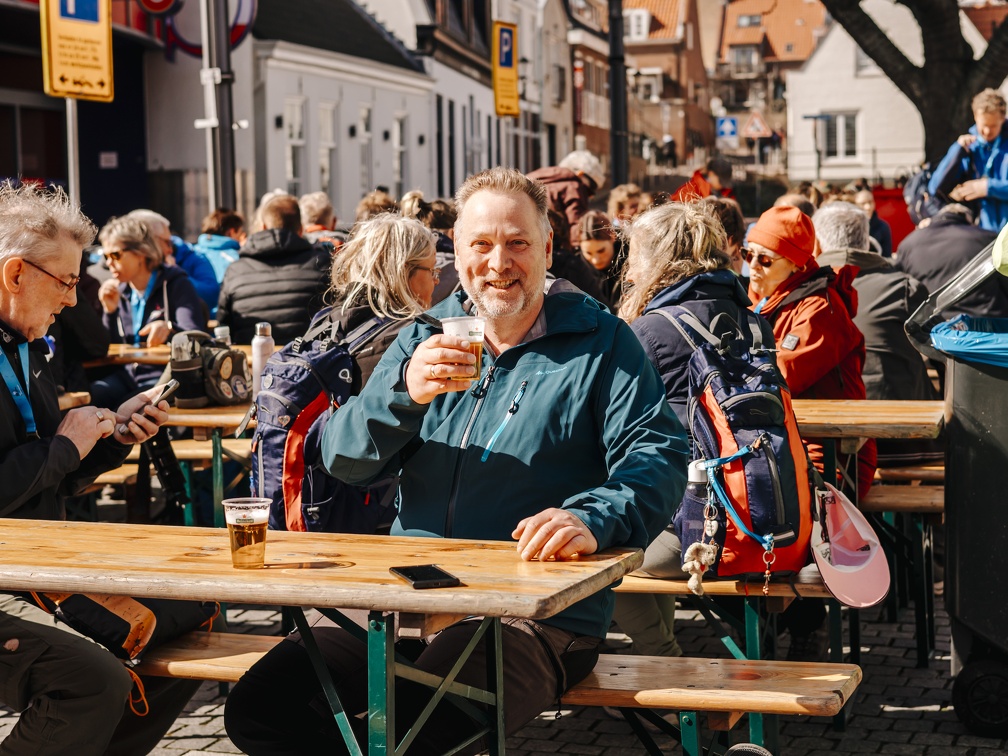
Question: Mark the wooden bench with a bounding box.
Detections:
[136,631,861,754]
[78,464,140,497]
[861,484,944,514]
[875,465,944,485]
[125,438,252,465]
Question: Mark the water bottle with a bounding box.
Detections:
[251,322,274,399]
[686,460,717,539]
[214,325,232,345]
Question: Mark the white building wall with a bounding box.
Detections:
[428,60,496,196]
[787,0,996,184]
[257,41,434,223]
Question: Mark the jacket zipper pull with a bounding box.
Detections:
[470,365,495,398]
[481,380,528,462]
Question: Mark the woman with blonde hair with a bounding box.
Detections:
[328,213,438,389]
[612,201,776,659]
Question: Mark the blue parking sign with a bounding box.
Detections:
[61,0,99,22]
[498,26,514,68]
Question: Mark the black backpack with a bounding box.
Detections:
[248,308,401,533]
[903,164,948,225]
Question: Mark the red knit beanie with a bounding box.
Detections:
[747,206,816,268]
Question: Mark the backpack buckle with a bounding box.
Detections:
[291,337,304,354]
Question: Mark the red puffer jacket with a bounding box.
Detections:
[749,262,877,500]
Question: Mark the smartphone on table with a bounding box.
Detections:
[389,564,461,589]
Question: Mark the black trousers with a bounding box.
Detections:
[224,612,600,755]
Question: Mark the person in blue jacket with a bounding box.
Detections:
[223,167,689,755]
[128,209,220,317]
[929,88,1008,232]
[93,216,207,407]
[193,208,244,287]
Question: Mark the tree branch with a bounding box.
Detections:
[970,14,1008,92]
[819,0,925,104]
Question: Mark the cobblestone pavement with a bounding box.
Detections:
[2,598,1005,755]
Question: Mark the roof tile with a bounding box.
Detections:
[720,0,828,63]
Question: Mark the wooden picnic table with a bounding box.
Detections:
[0,519,641,755]
[57,391,91,411]
[83,343,255,368]
[792,399,944,441]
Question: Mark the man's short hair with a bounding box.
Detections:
[558,150,606,193]
[455,166,551,244]
[812,201,870,254]
[973,88,1007,116]
[299,191,335,228]
[201,208,245,236]
[938,202,975,223]
[0,182,95,265]
[705,157,734,188]
[260,195,303,233]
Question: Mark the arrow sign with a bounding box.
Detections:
[742,110,773,139]
[716,117,737,138]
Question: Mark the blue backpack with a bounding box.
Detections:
[248,308,401,533]
[903,164,948,225]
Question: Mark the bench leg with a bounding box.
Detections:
[368,611,395,756]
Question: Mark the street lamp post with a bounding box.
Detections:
[608,0,628,186]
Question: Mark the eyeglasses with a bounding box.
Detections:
[413,265,441,283]
[21,258,80,293]
[743,248,784,269]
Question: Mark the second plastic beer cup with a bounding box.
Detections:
[223,498,271,569]
[441,316,486,381]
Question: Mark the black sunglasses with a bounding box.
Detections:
[743,248,784,269]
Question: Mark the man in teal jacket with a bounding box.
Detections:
[224,167,688,755]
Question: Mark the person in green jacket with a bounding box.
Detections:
[224,167,688,755]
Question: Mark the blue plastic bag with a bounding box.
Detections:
[931,315,1008,368]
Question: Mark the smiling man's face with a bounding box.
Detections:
[454,189,552,335]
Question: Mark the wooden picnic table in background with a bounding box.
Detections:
[58,391,90,411]
[792,399,944,441]
[83,343,255,368]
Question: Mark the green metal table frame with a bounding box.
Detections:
[288,607,507,755]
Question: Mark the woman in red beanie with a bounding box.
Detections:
[746,205,877,661]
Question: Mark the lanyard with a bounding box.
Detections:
[129,274,159,345]
[0,344,36,438]
[753,296,768,315]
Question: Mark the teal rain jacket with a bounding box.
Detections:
[321,284,689,638]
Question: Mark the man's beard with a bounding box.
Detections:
[463,275,539,320]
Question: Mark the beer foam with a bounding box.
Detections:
[223,500,270,525]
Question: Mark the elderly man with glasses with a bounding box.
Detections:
[0,183,200,755]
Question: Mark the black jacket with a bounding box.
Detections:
[217,229,332,345]
[629,269,776,428]
[895,213,1008,317]
[548,247,613,308]
[0,323,129,520]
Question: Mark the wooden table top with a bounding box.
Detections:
[0,520,642,620]
[792,399,943,439]
[57,391,91,411]
[165,399,945,440]
[168,404,251,430]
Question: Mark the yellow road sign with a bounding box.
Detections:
[492,21,519,118]
[40,0,114,103]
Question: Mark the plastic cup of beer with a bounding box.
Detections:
[441,316,486,381]
[223,498,270,569]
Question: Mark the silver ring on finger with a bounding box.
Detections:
[95,410,104,422]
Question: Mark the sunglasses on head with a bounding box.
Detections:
[743,248,784,269]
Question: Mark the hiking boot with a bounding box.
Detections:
[786,628,828,662]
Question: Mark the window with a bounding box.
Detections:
[393,116,408,200]
[284,98,306,195]
[624,9,650,41]
[822,112,857,159]
[730,46,759,74]
[318,102,338,204]
[359,105,373,198]
[737,14,761,28]
[855,46,881,75]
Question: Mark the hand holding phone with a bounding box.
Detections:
[390,564,461,589]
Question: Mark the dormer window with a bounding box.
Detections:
[625,9,650,41]
[738,14,761,28]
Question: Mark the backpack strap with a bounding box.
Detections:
[343,316,400,355]
[650,305,764,352]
